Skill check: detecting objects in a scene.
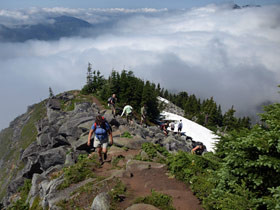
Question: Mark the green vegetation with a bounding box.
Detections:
[109,179,127,209]
[111,155,125,168]
[7,179,31,210]
[120,131,132,138]
[57,154,100,190]
[136,142,170,163]
[20,102,46,150]
[163,101,280,210]
[60,91,95,112]
[81,65,160,121]
[30,196,43,210]
[134,189,175,210]
[81,64,251,132]
[109,180,127,202]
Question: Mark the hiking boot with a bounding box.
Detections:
[103,153,107,161]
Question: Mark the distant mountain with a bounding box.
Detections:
[233,4,261,9]
[0,15,92,42]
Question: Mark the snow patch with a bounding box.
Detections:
[157,96,169,104]
[161,111,219,152]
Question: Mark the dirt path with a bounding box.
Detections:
[119,167,203,210]
[93,147,203,210]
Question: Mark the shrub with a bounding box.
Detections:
[58,155,99,190]
[134,189,175,210]
[121,131,133,138]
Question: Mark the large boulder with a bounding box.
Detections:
[58,116,94,139]
[51,135,70,148]
[91,192,110,210]
[37,133,51,147]
[72,135,91,151]
[38,147,67,171]
[22,156,43,179]
[126,204,160,210]
[47,108,64,124]
[47,99,61,110]
[21,142,42,162]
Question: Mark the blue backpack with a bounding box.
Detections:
[92,119,111,140]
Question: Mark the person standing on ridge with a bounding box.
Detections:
[141,104,147,126]
[170,121,175,133]
[87,115,113,164]
[108,94,117,117]
[178,119,183,136]
[121,104,133,125]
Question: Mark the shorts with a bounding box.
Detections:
[178,128,182,132]
[93,136,108,149]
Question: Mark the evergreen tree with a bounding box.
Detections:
[49,87,54,98]
[142,81,159,120]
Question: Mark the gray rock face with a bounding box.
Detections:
[91,192,110,210]
[47,99,61,110]
[21,142,42,162]
[27,173,46,208]
[58,116,94,139]
[38,147,67,171]
[37,133,51,147]
[22,156,43,179]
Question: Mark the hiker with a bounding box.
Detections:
[108,94,117,117]
[87,115,113,164]
[121,104,133,125]
[178,120,183,136]
[141,104,147,126]
[160,122,169,136]
[170,121,175,133]
[191,144,205,155]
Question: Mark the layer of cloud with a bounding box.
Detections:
[1,4,280,129]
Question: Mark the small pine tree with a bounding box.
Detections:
[49,87,54,98]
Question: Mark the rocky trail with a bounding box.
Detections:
[2,91,204,210]
[92,145,203,210]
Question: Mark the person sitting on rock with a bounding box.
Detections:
[191,144,205,155]
[161,122,169,136]
[121,104,134,125]
[87,115,113,164]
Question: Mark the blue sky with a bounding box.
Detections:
[0,0,279,9]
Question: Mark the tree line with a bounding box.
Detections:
[81,63,250,131]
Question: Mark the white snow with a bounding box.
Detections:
[157,96,170,104]
[161,111,219,152]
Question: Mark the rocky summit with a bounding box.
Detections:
[0,91,204,210]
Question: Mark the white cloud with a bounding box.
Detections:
[1,4,280,129]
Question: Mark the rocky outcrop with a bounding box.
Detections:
[3,92,207,209]
[91,192,110,210]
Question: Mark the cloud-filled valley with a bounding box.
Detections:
[0,4,280,129]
